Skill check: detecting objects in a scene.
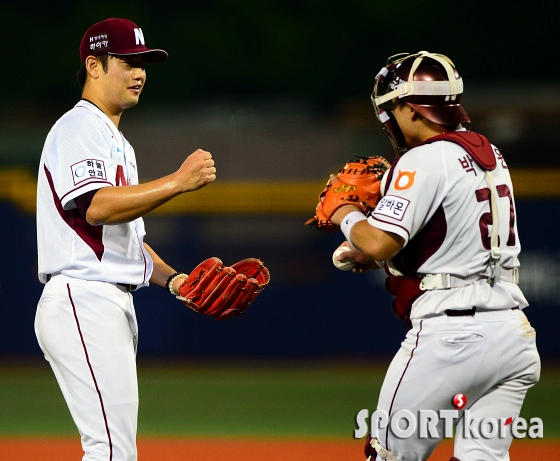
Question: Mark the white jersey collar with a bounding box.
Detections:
[75,99,120,135]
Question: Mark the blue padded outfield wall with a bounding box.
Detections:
[0,198,559,360]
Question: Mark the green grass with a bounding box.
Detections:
[0,359,557,438]
[136,361,385,437]
[0,371,72,434]
[519,367,560,439]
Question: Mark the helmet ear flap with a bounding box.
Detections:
[371,58,409,157]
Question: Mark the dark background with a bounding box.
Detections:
[2,1,560,171]
[3,1,559,113]
[1,1,559,361]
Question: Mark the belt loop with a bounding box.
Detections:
[512,267,519,284]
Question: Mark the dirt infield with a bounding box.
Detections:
[1,437,558,460]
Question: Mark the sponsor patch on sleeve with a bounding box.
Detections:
[394,169,416,190]
[373,195,409,221]
[71,159,107,185]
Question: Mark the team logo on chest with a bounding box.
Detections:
[115,165,130,186]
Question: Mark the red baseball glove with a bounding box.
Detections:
[305,156,391,231]
[177,257,270,320]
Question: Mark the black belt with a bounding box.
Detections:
[445,306,519,316]
[445,307,477,316]
[45,273,61,282]
[46,274,136,291]
[117,283,137,292]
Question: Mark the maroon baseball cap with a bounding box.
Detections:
[79,18,168,63]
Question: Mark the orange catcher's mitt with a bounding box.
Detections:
[305,155,391,231]
[177,257,270,320]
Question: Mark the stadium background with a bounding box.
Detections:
[1,1,559,459]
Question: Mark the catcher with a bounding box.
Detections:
[306,51,539,461]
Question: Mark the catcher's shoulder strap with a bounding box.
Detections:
[422,131,496,171]
[421,130,503,284]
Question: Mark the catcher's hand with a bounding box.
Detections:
[334,241,382,274]
[305,156,391,231]
[177,257,270,320]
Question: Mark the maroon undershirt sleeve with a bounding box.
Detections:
[74,189,99,218]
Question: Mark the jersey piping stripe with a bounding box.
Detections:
[59,180,113,204]
[66,283,113,461]
[385,319,424,451]
[44,165,105,262]
[135,231,148,285]
[370,216,411,240]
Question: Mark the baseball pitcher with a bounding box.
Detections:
[35,18,268,461]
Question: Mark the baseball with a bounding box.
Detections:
[332,245,356,271]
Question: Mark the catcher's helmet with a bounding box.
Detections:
[371,51,470,156]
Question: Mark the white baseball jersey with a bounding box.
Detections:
[369,130,527,318]
[36,99,153,286]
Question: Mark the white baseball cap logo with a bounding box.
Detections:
[134,28,145,46]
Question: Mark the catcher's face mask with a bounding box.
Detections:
[371,51,470,157]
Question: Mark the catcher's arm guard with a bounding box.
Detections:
[177,257,270,320]
[305,155,391,231]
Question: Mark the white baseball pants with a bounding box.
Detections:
[375,308,540,461]
[35,274,139,461]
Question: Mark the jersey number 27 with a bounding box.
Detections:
[475,184,516,250]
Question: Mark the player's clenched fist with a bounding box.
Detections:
[176,148,217,192]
